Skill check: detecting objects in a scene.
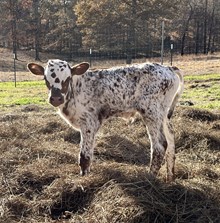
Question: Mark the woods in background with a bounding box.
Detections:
[0,0,220,61]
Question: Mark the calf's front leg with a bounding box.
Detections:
[79,120,100,175]
[79,151,91,176]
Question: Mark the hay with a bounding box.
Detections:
[181,108,219,122]
[0,105,220,222]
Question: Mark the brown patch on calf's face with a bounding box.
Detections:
[44,77,51,89]
[61,77,71,94]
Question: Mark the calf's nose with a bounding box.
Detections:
[49,96,64,107]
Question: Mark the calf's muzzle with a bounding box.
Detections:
[49,87,64,107]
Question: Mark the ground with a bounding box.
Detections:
[0,48,220,222]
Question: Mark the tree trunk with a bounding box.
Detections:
[203,0,208,54]
[195,21,200,55]
[33,0,40,61]
[9,0,18,60]
[207,1,215,53]
[181,4,194,56]
[126,0,137,64]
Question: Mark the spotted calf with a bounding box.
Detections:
[28,60,183,181]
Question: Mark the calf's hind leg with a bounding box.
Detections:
[163,119,175,182]
[143,117,168,177]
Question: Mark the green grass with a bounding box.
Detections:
[184,73,220,81]
[0,73,220,110]
[0,80,47,108]
[182,73,220,110]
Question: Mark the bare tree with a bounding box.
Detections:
[8,0,18,59]
[180,2,194,55]
[203,0,208,54]
[207,0,215,53]
[33,0,40,61]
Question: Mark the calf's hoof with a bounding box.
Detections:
[80,168,90,176]
[79,153,91,176]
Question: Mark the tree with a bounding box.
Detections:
[1,0,220,58]
[33,0,40,60]
[74,0,180,59]
[0,0,33,58]
[10,0,18,59]
[180,1,194,55]
[0,0,19,59]
[203,0,208,54]
[40,0,80,55]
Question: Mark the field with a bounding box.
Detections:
[0,48,220,222]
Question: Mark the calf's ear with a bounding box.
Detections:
[71,62,89,76]
[27,63,44,76]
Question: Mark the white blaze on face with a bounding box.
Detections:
[44,59,71,90]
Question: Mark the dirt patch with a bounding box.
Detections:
[21,104,41,112]
[0,114,24,122]
[6,197,32,219]
[17,172,59,194]
[49,184,94,220]
[181,107,219,122]
[39,121,63,134]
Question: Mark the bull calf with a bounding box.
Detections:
[28,60,183,181]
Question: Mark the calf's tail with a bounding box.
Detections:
[168,67,184,119]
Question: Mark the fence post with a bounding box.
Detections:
[161,21,165,65]
[170,43,173,66]
[89,48,92,68]
[13,53,16,87]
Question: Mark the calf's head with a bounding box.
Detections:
[27,60,89,107]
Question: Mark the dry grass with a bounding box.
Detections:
[0,105,220,223]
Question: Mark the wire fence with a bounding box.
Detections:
[1,43,220,83]
[1,57,220,84]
